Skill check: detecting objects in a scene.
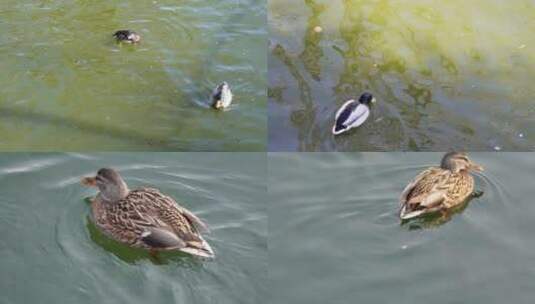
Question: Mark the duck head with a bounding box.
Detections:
[440,152,484,174]
[212,82,232,109]
[359,92,376,106]
[82,168,130,203]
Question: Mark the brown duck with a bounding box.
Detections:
[82,168,214,258]
[399,152,484,220]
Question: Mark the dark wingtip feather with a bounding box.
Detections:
[334,122,346,132]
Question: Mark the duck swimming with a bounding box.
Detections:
[332,92,376,135]
[211,82,233,110]
[81,168,214,258]
[113,30,141,43]
[399,152,484,221]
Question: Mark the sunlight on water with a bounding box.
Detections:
[269,0,535,151]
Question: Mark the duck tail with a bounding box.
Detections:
[180,236,215,259]
[332,123,347,135]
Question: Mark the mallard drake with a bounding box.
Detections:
[399,152,484,220]
[211,82,233,109]
[113,30,141,43]
[81,168,214,258]
[332,92,376,135]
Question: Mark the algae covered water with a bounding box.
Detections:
[269,0,535,151]
[0,0,266,151]
[268,152,535,303]
[0,153,267,303]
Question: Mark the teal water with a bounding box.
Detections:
[0,0,266,151]
[269,153,535,303]
[0,153,267,303]
[269,0,535,151]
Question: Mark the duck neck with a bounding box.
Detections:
[98,182,129,204]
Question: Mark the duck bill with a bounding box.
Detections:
[371,97,377,104]
[81,176,97,187]
[469,163,484,172]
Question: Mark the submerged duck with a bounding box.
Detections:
[81,168,214,258]
[113,30,141,43]
[399,152,484,220]
[332,92,376,135]
[211,82,233,109]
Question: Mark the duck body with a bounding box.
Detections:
[399,152,483,220]
[113,30,141,43]
[332,92,375,135]
[83,168,214,258]
[211,82,233,109]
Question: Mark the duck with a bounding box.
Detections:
[113,30,141,43]
[211,82,233,109]
[399,152,484,221]
[81,168,214,258]
[332,92,376,135]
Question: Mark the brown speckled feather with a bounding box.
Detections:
[91,188,211,253]
[400,167,474,213]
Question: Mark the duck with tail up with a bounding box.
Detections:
[399,152,484,221]
[81,168,214,258]
[113,30,141,43]
[332,92,376,135]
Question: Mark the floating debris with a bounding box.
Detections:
[494,146,502,151]
[313,26,322,33]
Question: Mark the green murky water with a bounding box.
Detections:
[269,152,535,303]
[269,0,535,151]
[0,153,267,303]
[0,0,266,151]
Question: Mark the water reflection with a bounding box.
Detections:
[401,198,473,230]
[87,219,200,266]
[269,0,535,151]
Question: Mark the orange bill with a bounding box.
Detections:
[81,176,97,187]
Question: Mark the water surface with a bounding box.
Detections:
[0,153,267,303]
[269,0,535,151]
[0,0,266,151]
[269,152,535,303]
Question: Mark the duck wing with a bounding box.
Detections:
[333,101,369,133]
[399,168,451,219]
[335,99,356,121]
[134,188,215,257]
[140,227,187,249]
[137,188,209,233]
[345,104,370,127]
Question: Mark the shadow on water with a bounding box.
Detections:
[86,218,202,267]
[0,106,176,150]
[401,197,475,230]
[269,0,325,151]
